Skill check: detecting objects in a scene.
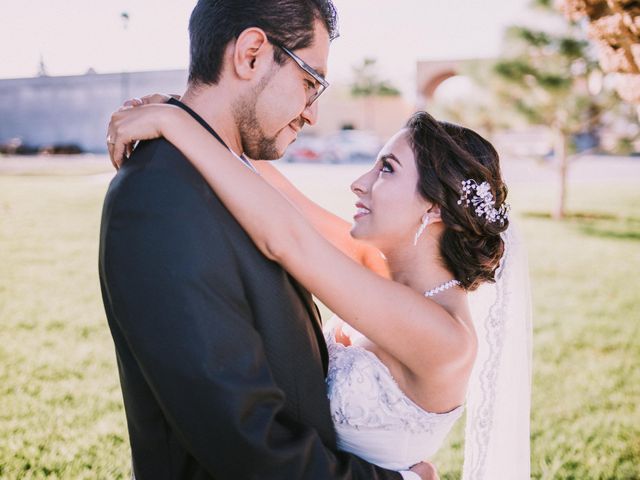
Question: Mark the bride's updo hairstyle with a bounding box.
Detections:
[406,112,509,291]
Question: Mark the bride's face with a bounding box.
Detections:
[349,129,431,250]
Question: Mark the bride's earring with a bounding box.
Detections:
[413,214,429,246]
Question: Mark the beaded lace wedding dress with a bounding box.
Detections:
[323,226,532,478]
[325,325,464,470]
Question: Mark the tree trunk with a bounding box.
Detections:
[553,130,569,220]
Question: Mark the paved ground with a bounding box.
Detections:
[1,153,638,186]
[275,155,640,190]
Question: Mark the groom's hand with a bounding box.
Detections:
[409,461,440,480]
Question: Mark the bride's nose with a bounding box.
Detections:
[351,174,368,196]
[350,180,365,196]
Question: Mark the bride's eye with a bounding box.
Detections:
[379,159,394,174]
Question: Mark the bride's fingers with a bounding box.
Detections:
[125,142,135,159]
[123,97,143,108]
[107,113,118,169]
[107,103,167,169]
[107,135,118,170]
[108,110,133,169]
[107,116,126,170]
[112,135,128,169]
[140,93,172,105]
[108,137,124,170]
[121,93,178,111]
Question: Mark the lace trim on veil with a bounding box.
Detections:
[462,225,532,480]
[464,231,511,478]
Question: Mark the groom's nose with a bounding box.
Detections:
[301,101,319,126]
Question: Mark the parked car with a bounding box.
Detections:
[322,130,382,164]
[281,135,324,163]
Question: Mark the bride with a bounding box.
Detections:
[107,100,531,479]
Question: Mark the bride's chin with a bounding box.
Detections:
[350,227,378,248]
[349,225,363,239]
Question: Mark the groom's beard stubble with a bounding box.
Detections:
[237,106,281,160]
[233,73,282,161]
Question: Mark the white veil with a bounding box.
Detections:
[462,223,533,479]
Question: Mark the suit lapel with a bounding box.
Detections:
[286,274,329,376]
[168,98,330,376]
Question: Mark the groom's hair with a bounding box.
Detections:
[188,0,339,86]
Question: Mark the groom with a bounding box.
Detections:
[100,1,432,479]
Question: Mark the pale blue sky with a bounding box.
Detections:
[2,0,531,95]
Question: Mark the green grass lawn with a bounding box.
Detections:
[1,159,638,479]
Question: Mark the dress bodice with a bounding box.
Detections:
[325,325,464,471]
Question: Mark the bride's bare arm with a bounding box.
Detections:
[108,105,475,375]
[112,95,387,278]
[253,161,389,278]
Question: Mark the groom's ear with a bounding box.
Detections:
[232,27,272,81]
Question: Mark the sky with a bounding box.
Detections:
[1,0,531,96]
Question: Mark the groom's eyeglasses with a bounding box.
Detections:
[271,41,329,106]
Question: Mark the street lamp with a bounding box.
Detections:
[120,11,130,101]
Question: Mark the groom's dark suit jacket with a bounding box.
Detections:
[99,101,401,479]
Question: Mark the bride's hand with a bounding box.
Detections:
[107,93,181,169]
[123,92,180,108]
[107,103,180,169]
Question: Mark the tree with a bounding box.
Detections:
[350,58,401,98]
[429,62,517,141]
[467,0,616,219]
[429,1,637,220]
[349,57,401,131]
[562,0,640,120]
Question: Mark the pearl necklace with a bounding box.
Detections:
[424,279,461,298]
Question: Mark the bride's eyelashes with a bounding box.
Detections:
[379,159,394,174]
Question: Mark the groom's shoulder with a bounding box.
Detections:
[103,138,217,222]
[130,137,191,171]
[108,138,204,194]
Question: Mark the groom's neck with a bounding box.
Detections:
[179,83,243,155]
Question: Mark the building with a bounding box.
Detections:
[0,69,187,153]
[0,69,414,153]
